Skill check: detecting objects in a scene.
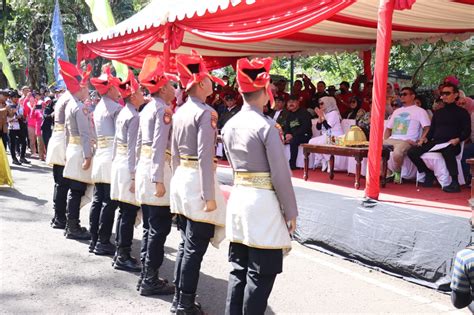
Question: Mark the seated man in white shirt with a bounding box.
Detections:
[383,87,431,184]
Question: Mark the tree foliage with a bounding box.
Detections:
[2,0,149,89]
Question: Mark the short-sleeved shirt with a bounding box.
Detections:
[386,105,431,141]
[451,248,474,297]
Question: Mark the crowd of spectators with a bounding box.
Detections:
[2,72,473,193]
[207,73,474,193]
[0,86,72,166]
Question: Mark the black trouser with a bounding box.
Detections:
[115,201,139,250]
[225,242,283,315]
[66,179,87,221]
[8,129,25,161]
[89,183,118,244]
[407,142,461,180]
[140,205,173,270]
[42,128,52,150]
[19,121,28,153]
[0,130,7,150]
[289,134,311,168]
[52,165,69,222]
[173,215,214,294]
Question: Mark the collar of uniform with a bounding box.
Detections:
[241,103,264,115]
[152,95,166,107]
[101,95,113,104]
[125,102,138,113]
[189,95,206,106]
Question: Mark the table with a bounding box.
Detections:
[301,144,390,189]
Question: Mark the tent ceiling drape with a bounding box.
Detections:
[77,0,473,70]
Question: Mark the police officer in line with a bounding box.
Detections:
[45,88,72,229]
[221,57,298,315]
[58,59,94,240]
[134,56,177,296]
[169,50,227,314]
[110,70,142,272]
[88,67,122,255]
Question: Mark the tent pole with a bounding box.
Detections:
[365,0,394,200]
[163,24,171,72]
[290,55,294,94]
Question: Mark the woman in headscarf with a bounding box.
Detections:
[308,96,344,170]
[344,96,365,120]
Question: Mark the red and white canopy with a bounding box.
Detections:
[77,0,474,69]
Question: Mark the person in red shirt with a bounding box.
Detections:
[293,74,315,109]
[275,78,290,103]
[335,81,354,113]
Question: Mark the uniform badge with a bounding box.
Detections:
[211,111,218,129]
[82,107,89,116]
[275,123,284,142]
[163,108,173,125]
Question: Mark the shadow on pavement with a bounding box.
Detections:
[0,187,48,206]
[10,163,52,174]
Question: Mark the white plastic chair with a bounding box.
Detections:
[416,142,465,187]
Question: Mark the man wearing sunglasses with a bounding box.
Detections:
[384,87,431,184]
[407,83,471,192]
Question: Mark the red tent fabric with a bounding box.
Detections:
[77,0,474,200]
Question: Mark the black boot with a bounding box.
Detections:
[51,217,66,229]
[64,219,91,240]
[421,171,436,187]
[176,292,204,315]
[170,290,180,313]
[20,157,30,164]
[139,268,174,296]
[137,259,146,291]
[89,234,98,253]
[443,179,461,193]
[94,241,116,256]
[114,248,142,272]
[89,240,97,253]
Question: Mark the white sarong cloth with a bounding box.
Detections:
[45,129,66,166]
[135,156,171,206]
[91,145,114,184]
[110,153,138,206]
[63,143,93,184]
[170,165,226,247]
[226,185,292,249]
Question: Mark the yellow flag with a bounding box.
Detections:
[0,44,17,89]
[85,0,129,80]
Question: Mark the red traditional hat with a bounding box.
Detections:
[90,66,121,95]
[117,70,140,99]
[236,57,274,106]
[138,55,178,94]
[176,50,224,91]
[58,59,92,94]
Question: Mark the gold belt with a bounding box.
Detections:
[97,136,114,149]
[234,172,273,190]
[69,136,81,145]
[116,143,127,155]
[179,158,217,169]
[141,145,153,158]
[53,124,65,132]
[141,146,171,163]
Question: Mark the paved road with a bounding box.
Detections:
[0,158,468,314]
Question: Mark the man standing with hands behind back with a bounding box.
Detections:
[169,50,226,314]
[222,57,298,315]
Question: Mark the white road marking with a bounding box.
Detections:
[292,250,462,313]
